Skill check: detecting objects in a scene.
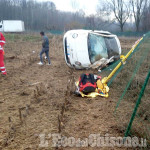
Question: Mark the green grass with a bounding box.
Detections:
[4,33,41,42]
[4,33,55,42]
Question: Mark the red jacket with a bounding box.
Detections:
[0,32,6,51]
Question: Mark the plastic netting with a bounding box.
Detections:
[100,32,150,148]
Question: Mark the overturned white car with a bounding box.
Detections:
[63,30,121,69]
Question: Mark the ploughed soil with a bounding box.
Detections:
[0,34,148,150]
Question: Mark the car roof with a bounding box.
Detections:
[93,30,112,35]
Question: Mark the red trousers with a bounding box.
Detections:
[0,51,6,75]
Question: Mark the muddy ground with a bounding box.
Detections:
[0,34,149,150]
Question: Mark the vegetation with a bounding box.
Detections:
[0,0,150,32]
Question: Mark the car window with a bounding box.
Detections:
[88,33,108,64]
[104,37,120,58]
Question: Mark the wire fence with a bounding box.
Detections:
[100,32,150,149]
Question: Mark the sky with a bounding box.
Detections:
[36,0,99,15]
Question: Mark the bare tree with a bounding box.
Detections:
[0,0,136,32]
[141,3,150,31]
[70,0,80,11]
[110,0,130,32]
[86,15,96,30]
[130,0,148,31]
[97,1,111,18]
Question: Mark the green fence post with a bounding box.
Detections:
[124,70,150,138]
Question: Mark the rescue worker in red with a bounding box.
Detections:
[0,32,6,75]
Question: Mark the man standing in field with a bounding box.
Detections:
[37,31,51,65]
[0,32,7,75]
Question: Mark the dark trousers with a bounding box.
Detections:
[40,48,51,64]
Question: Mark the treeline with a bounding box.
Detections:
[100,0,150,32]
[0,0,111,31]
[0,0,150,32]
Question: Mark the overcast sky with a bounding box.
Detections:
[36,0,99,15]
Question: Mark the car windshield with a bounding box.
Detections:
[88,33,108,64]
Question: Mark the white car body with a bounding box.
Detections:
[63,30,121,69]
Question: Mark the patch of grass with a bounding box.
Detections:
[22,35,41,42]
[4,33,42,42]
[4,33,22,41]
[4,33,58,43]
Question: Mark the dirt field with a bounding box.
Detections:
[0,33,148,150]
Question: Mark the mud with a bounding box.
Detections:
[0,34,146,150]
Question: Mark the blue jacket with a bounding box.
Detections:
[42,35,49,48]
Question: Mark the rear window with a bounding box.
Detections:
[88,33,108,64]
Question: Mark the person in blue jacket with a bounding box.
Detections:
[37,31,51,65]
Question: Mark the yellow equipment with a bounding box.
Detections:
[98,37,143,97]
[76,37,143,98]
[75,81,109,98]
